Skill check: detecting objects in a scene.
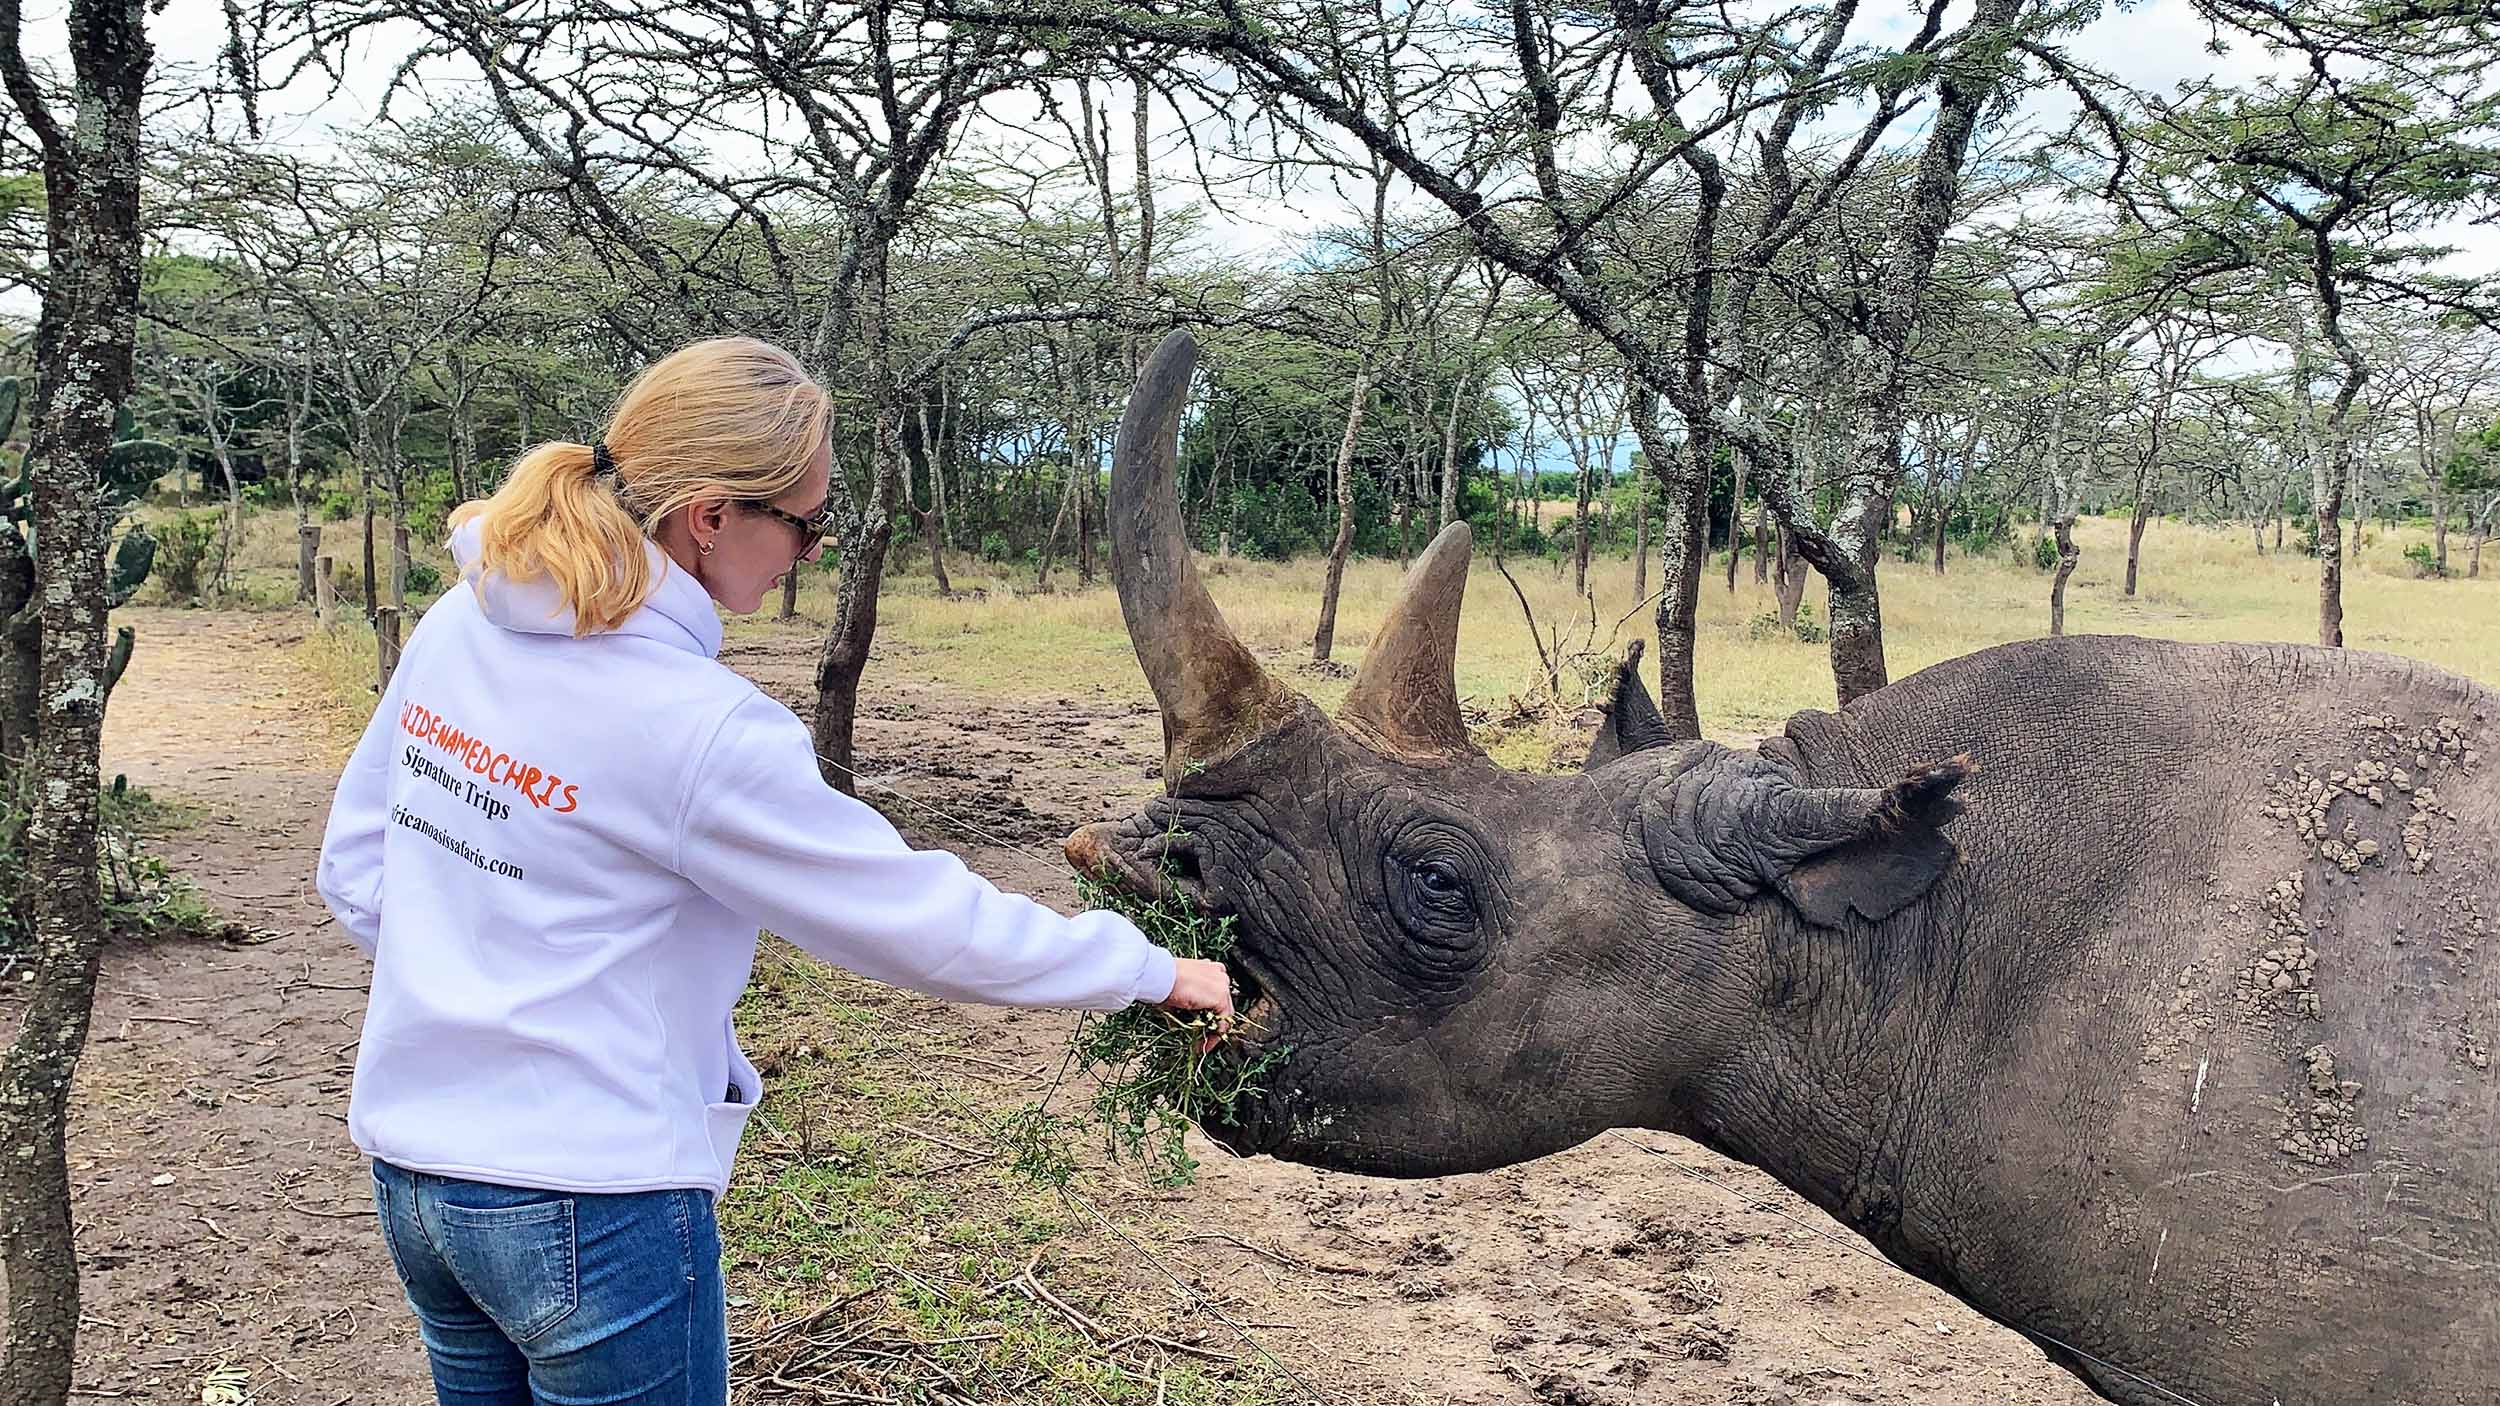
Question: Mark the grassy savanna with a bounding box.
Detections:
[261,508,2500,756]
[744,513,2500,743]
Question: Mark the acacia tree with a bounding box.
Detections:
[973,0,2077,726]
[0,0,155,1401]
[269,0,1111,790]
[2129,49,2500,644]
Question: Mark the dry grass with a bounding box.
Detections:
[217,498,2498,748]
[741,515,2500,742]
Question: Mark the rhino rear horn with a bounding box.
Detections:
[1338,522,1478,761]
[1585,639,1674,770]
[1109,329,1302,787]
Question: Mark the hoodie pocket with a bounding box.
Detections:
[437,1196,579,1343]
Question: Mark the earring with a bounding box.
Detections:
[699,541,715,557]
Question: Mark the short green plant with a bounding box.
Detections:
[1744,598,1825,645]
[2405,541,2445,579]
[154,510,222,603]
[1,774,219,957]
[318,485,360,521]
[2033,533,2061,572]
[1014,864,1285,1188]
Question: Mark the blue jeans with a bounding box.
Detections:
[370,1161,728,1406]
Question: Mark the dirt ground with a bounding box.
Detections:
[69,605,2098,1405]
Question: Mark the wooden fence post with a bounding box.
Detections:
[391,523,412,607]
[376,607,402,692]
[297,522,321,603]
[314,555,336,628]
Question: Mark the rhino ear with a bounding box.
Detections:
[1585,640,1675,770]
[1642,752,1972,928]
[1768,761,1972,928]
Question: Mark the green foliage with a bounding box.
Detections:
[2,388,166,612]
[107,526,156,608]
[104,438,177,503]
[404,467,464,544]
[2033,534,2061,572]
[2405,542,2446,578]
[404,559,444,596]
[1013,867,1283,1189]
[154,511,221,602]
[1746,600,1825,644]
[1,775,221,959]
[318,485,361,521]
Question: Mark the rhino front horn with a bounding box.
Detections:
[1109,329,1301,787]
[1338,521,1479,760]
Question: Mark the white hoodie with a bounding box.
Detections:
[315,523,1174,1196]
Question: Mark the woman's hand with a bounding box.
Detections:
[1155,956,1235,1021]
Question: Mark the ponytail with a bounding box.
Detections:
[449,337,832,636]
[449,442,655,635]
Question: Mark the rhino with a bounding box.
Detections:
[1064,331,2499,1406]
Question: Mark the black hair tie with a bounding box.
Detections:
[590,440,619,482]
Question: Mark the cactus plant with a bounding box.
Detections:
[0,374,172,746]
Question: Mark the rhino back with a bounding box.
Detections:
[1774,634,2497,1406]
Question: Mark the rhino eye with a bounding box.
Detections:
[1381,820,1488,972]
[1413,860,1465,903]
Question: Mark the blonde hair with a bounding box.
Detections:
[450,336,832,634]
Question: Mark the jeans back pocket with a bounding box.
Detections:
[437,1197,580,1343]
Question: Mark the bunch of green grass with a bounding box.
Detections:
[1013,869,1285,1188]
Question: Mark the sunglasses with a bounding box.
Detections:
[743,499,839,559]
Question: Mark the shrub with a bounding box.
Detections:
[154,510,221,602]
[1791,598,1827,643]
[318,485,360,522]
[2405,542,2446,579]
[403,560,444,596]
[1744,599,1826,645]
[2033,534,2060,572]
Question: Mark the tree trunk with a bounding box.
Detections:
[1632,481,1648,602]
[2433,481,2449,575]
[1932,490,1948,574]
[1631,391,1703,739]
[1825,485,1890,706]
[1437,382,1464,530]
[814,402,903,796]
[1723,442,1746,593]
[2124,502,2149,597]
[2050,516,2079,637]
[360,470,378,620]
[2317,467,2346,648]
[1572,449,1594,597]
[1,3,150,1401]
[1311,368,1373,664]
[1037,447,1079,592]
[1776,528,1805,629]
[1752,503,1769,584]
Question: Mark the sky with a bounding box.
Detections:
[12,0,2497,474]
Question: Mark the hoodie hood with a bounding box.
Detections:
[449,517,724,659]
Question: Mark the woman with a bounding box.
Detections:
[315,336,1232,1406]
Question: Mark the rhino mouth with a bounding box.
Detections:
[1062,817,1297,1157]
